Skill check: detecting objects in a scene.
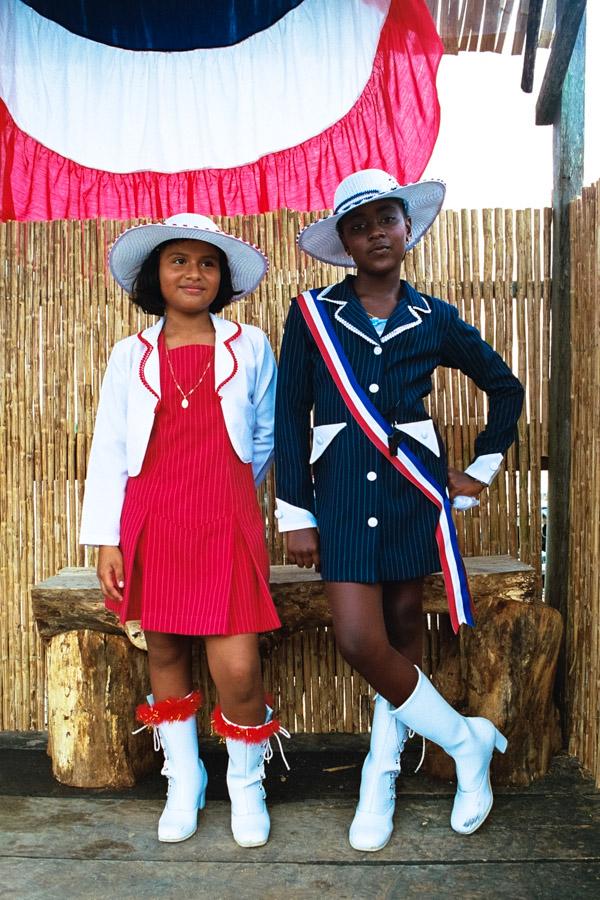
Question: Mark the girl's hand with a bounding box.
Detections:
[97,545,125,602]
[447,466,486,501]
[286,528,320,572]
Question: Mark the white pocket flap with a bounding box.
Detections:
[310,422,347,464]
[395,419,440,457]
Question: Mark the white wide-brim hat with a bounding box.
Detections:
[298,169,446,267]
[109,213,269,298]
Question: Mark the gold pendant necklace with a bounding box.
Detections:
[164,343,211,409]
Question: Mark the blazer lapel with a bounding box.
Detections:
[136,315,243,399]
[320,278,431,347]
[137,317,164,400]
[320,283,379,347]
[212,314,243,394]
[381,282,431,343]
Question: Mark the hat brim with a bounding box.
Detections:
[109,223,268,298]
[297,180,446,267]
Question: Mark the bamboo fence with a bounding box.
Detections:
[0,208,550,731]
[567,180,600,788]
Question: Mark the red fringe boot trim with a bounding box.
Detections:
[211,705,281,743]
[136,690,202,727]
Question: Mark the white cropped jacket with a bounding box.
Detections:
[79,316,276,546]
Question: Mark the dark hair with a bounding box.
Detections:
[131,239,240,316]
[336,197,409,240]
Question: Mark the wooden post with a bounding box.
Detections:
[544,1,586,731]
[521,0,545,94]
[535,0,587,126]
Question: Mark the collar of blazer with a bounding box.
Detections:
[319,278,432,346]
[136,314,243,400]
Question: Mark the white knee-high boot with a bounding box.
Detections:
[392,668,507,834]
[212,704,290,848]
[136,691,208,843]
[349,694,410,852]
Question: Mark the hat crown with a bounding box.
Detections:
[164,212,219,232]
[333,169,401,217]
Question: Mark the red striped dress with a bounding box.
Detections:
[107,333,280,635]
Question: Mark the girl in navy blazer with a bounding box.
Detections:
[275,170,524,850]
[81,214,287,849]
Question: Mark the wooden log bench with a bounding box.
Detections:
[32,556,562,789]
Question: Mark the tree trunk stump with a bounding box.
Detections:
[423,597,564,786]
[46,630,155,788]
[33,557,536,639]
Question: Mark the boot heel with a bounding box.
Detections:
[198,787,207,810]
[494,729,508,754]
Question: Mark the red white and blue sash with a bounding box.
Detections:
[297,288,474,633]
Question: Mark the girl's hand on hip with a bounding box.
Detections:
[97,545,125,602]
[447,467,486,501]
[286,528,320,572]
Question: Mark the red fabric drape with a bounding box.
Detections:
[0,1,442,220]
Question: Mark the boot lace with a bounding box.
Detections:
[414,732,426,773]
[247,727,292,800]
[262,725,292,771]
[132,721,162,751]
[401,730,426,775]
[388,730,426,797]
[161,760,175,798]
[133,725,172,797]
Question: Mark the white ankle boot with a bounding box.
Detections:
[349,694,410,852]
[392,669,507,834]
[212,705,290,848]
[137,692,207,843]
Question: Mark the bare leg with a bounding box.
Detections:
[325,582,418,707]
[382,578,424,667]
[204,633,266,725]
[144,631,193,701]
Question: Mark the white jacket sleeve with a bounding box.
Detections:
[251,331,277,487]
[79,345,129,546]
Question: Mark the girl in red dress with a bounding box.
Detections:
[80,213,286,848]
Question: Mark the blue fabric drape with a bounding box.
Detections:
[21,0,304,50]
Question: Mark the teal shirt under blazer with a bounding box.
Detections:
[274,276,524,583]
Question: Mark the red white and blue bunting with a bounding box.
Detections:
[297,288,475,633]
[0,0,442,220]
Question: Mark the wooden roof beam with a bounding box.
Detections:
[536,0,587,124]
[521,0,545,93]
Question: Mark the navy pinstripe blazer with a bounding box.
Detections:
[274,276,524,582]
